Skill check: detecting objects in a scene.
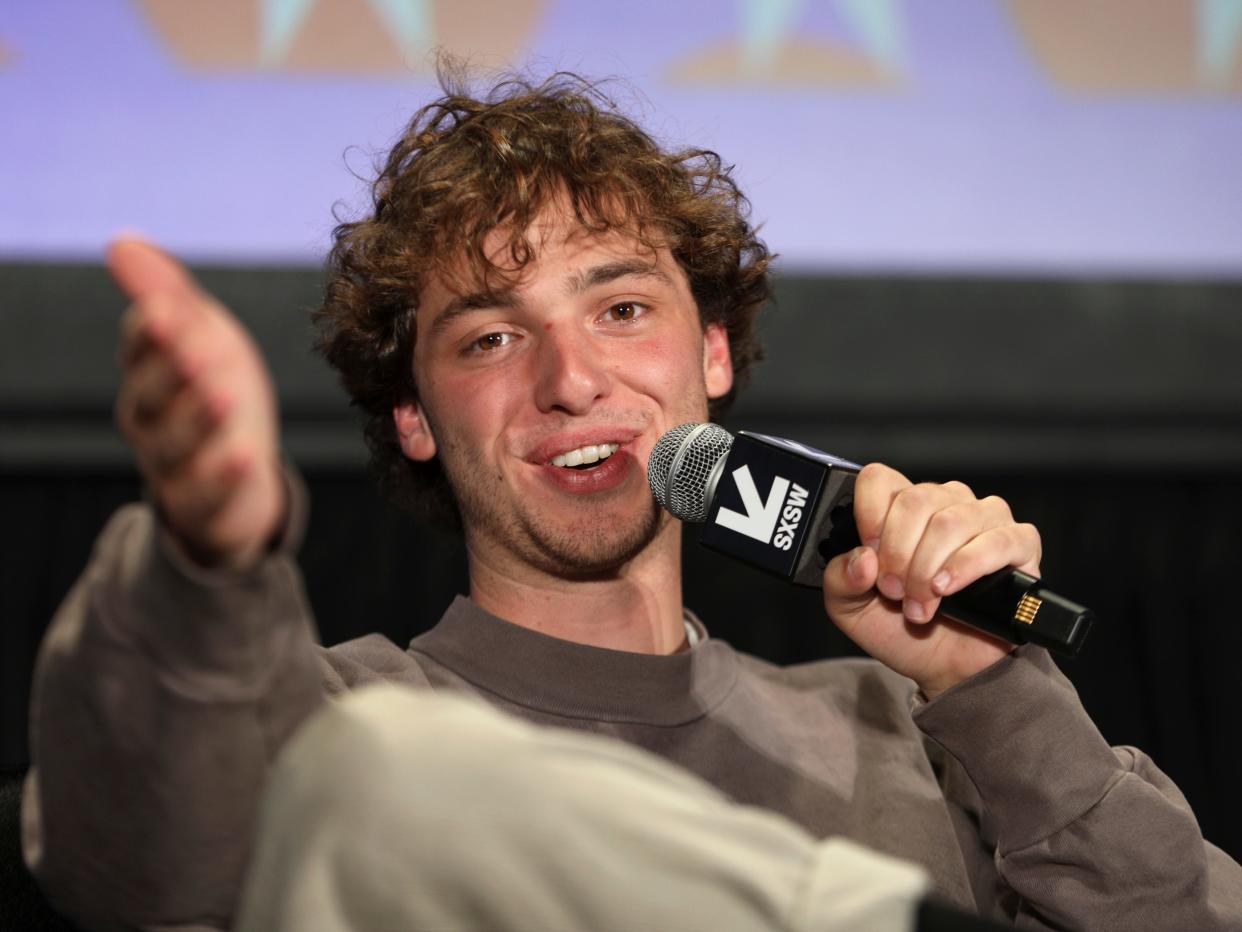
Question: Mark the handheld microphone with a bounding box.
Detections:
[649,423,1094,658]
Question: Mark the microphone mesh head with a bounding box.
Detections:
[648,422,734,523]
[648,423,699,505]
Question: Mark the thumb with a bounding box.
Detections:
[823,545,878,618]
[107,237,198,303]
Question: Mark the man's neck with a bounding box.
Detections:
[465,523,688,655]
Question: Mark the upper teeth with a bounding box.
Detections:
[551,443,619,467]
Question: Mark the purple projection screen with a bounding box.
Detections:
[1,0,1240,274]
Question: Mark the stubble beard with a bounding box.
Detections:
[513,492,666,578]
[439,443,668,579]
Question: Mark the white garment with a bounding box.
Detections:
[236,683,928,932]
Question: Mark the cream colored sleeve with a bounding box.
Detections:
[238,683,931,932]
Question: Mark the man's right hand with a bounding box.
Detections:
[110,238,285,571]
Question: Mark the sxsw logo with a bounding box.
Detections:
[714,465,809,551]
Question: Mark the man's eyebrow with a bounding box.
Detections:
[426,288,524,338]
[564,260,674,295]
[425,262,672,337]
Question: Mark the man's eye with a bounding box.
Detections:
[606,302,644,322]
[471,332,513,352]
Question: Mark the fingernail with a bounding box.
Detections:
[903,599,927,622]
[878,573,904,600]
[846,546,867,583]
[864,538,880,551]
[932,571,951,594]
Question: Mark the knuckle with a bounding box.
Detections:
[858,462,907,491]
[981,494,1013,519]
[854,467,885,507]
[858,462,888,483]
[943,479,974,499]
[928,507,965,536]
[901,483,938,509]
[1015,521,1041,548]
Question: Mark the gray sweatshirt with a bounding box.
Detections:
[24,502,1242,930]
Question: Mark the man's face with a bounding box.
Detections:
[395,203,733,580]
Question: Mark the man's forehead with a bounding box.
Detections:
[491,209,666,270]
[424,218,678,308]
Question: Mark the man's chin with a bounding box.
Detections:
[517,503,666,579]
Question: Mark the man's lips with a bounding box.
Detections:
[524,430,643,467]
[514,424,657,495]
[549,442,620,468]
[535,447,635,493]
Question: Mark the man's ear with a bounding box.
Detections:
[393,398,438,462]
[703,322,734,400]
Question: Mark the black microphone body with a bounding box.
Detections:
[649,425,1094,658]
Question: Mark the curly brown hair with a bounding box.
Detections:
[316,71,772,527]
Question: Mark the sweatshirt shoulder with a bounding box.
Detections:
[317,634,433,697]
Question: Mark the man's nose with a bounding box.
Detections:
[532,325,610,415]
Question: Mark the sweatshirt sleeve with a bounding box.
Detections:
[22,480,325,932]
[914,645,1242,930]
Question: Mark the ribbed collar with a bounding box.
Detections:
[409,596,739,727]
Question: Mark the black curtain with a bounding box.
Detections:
[4,466,1241,859]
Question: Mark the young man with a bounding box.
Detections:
[25,75,1242,930]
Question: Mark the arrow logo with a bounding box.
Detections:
[714,465,789,543]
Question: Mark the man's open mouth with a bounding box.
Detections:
[548,443,620,470]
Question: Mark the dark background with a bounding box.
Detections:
[3,262,1240,863]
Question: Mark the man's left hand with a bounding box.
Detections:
[822,463,1042,700]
